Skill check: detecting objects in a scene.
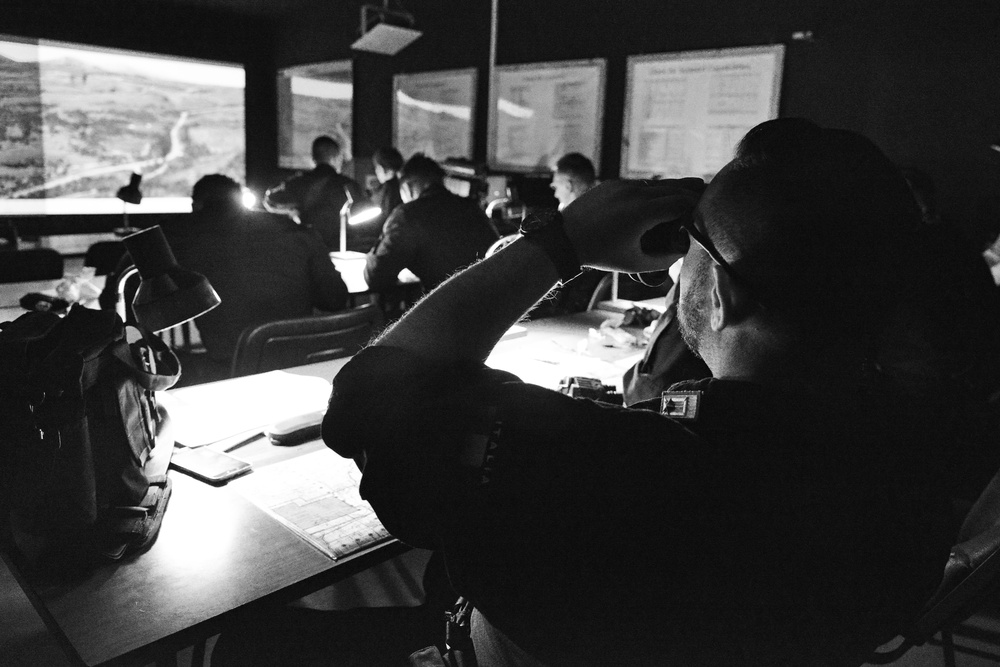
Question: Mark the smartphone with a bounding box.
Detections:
[171,447,252,485]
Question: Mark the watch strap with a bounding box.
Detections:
[519,211,582,283]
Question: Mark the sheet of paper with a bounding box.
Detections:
[161,370,332,447]
[229,449,391,560]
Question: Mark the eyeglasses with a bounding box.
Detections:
[677,220,762,305]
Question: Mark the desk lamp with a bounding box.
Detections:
[114,173,143,236]
[333,188,381,259]
[122,226,220,333]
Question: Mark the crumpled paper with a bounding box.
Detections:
[56,266,102,305]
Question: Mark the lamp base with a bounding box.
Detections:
[329,250,367,260]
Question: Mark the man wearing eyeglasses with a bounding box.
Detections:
[325,119,953,665]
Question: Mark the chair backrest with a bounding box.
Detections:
[485,234,519,257]
[84,241,128,276]
[230,303,384,378]
[0,248,64,283]
[869,464,1000,663]
[586,273,614,311]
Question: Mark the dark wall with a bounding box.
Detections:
[3,0,277,236]
[10,1,1000,244]
[278,0,1000,247]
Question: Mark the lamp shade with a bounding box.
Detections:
[116,173,143,205]
[122,226,220,333]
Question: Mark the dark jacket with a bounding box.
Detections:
[170,207,348,364]
[325,344,952,666]
[264,164,367,251]
[365,184,498,293]
[372,176,403,229]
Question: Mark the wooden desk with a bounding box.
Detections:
[2,364,404,667]
[330,250,419,296]
[3,311,642,666]
[487,311,648,391]
[0,277,106,325]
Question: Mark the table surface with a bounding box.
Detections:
[3,308,650,667]
[0,276,107,325]
[2,362,403,667]
[0,252,420,326]
[330,250,419,295]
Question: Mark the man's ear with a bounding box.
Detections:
[709,264,750,331]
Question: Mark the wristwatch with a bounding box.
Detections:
[518,209,582,282]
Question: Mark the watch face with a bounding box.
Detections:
[519,209,560,234]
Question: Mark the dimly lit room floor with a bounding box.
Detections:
[4,555,999,667]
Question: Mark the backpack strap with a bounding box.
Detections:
[109,328,181,392]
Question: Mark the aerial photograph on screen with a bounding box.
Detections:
[0,37,245,214]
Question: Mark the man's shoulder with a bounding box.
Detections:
[409,189,485,218]
[321,170,361,190]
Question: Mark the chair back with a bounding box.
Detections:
[0,248,64,283]
[84,241,127,276]
[586,273,614,311]
[869,464,1000,664]
[230,303,384,378]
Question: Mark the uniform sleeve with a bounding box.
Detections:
[364,208,417,292]
[323,345,712,551]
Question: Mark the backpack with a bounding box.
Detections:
[0,306,179,569]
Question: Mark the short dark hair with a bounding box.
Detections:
[708,118,922,347]
[399,153,445,191]
[373,146,404,173]
[312,135,341,163]
[192,174,243,210]
[555,152,596,186]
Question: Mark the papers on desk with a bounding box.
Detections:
[161,370,332,448]
[229,449,391,560]
[487,335,643,391]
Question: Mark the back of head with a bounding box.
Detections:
[373,146,404,173]
[555,152,596,188]
[709,118,922,350]
[399,153,445,194]
[312,135,342,165]
[192,174,244,213]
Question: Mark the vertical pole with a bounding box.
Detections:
[339,208,348,254]
[489,0,498,84]
[488,0,499,174]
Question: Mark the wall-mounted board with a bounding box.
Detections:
[278,60,352,170]
[489,58,605,173]
[393,67,477,162]
[621,45,784,180]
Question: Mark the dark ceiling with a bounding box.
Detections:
[151,0,313,17]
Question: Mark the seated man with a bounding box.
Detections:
[324,119,954,665]
[364,153,498,295]
[550,151,597,211]
[371,145,405,228]
[171,174,349,381]
[263,135,368,252]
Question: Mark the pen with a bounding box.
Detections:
[223,432,266,453]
